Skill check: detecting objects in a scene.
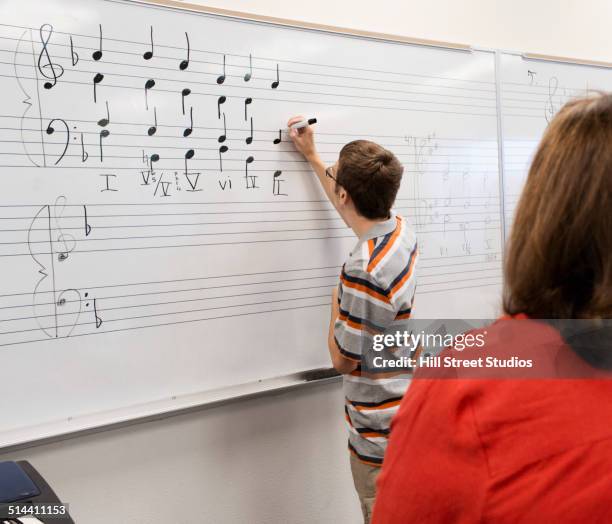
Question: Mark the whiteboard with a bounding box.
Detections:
[499,53,612,235]
[0,0,504,446]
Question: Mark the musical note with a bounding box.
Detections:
[273,130,282,145]
[145,79,155,110]
[244,53,253,81]
[99,129,110,161]
[45,119,69,165]
[181,88,191,115]
[244,97,252,121]
[271,64,280,89]
[183,106,193,137]
[151,153,160,163]
[97,101,110,127]
[245,155,254,177]
[217,54,226,84]
[80,133,88,162]
[218,113,227,143]
[38,24,64,90]
[69,35,79,66]
[143,26,154,60]
[217,95,226,119]
[246,117,253,145]
[83,205,92,236]
[92,24,103,61]
[184,148,195,175]
[93,73,104,103]
[94,298,103,328]
[545,76,559,123]
[148,106,158,136]
[273,170,287,196]
[219,145,228,171]
[527,70,537,85]
[179,32,190,70]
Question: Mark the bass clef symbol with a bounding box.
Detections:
[38,24,65,90]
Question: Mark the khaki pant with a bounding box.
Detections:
[350,453,381,524]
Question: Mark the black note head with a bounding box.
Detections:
[92,50,102,61]
[185,149,195,160]
[148,126,156,136]
[273,137,281,145]
[145,79,155,90]
[246,137,253,145]
[94,73,104,84]
[217,75,225,85]
[100,129,110,138]
[182,88,191,97]
[151,154,160,163]
[183,128,193,138]
[143,51,153,60]
[98,118,109,127]
[219,145,228,153]
[244,72,252,82]
[274,170,282,178]
[246,156,254,164]
[218,135,226,143]
[179,60,189,71]
[271,80,279,89]
[245,97,252,105]
[218,96,226,104]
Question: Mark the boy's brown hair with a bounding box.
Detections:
[504,93,612,319]
[336,140,403,220]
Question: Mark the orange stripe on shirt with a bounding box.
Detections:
[367,216,402,273]
[340,275,390,304]
[388,247,418,299]
[368,239,376,258]
[353,399,402,411]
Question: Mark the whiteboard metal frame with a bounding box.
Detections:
[0,368,341,453]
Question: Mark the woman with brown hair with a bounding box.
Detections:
[371,93,612,523]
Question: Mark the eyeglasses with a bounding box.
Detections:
[325,166,338,183]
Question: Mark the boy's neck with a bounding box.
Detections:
[348,212,391,239]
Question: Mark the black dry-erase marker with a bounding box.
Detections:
[289,118,317,130]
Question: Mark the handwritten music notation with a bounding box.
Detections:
[0,17,509,352]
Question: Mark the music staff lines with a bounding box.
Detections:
[0,23,497,88]
[0,256,500,302]
[2,213,499,233]
[1,59,498,111]
[0,204,499,218]
[0,113,501,144]
[0,136,501,160]
[0,195,499,207]
[0,265,502,311]
[2,223,500,247]
[0,293,332,338]
[0,282,505,349]
[0,72,498,117]
[1,49,498,103]
[0,149,500,167]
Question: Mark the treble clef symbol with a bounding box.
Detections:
[38,24,65,90]
[545,76,559,124]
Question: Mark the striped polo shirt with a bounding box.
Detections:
[334,212,418,466]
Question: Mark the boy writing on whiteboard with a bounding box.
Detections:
[288,116,418,524]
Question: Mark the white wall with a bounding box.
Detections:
[2,2,611,523]
[185,0,612,62]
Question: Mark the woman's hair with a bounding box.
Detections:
[504,92,612,319]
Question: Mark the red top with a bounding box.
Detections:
[372,318,612,523]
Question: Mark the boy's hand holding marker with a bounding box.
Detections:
[287,116,318,160]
